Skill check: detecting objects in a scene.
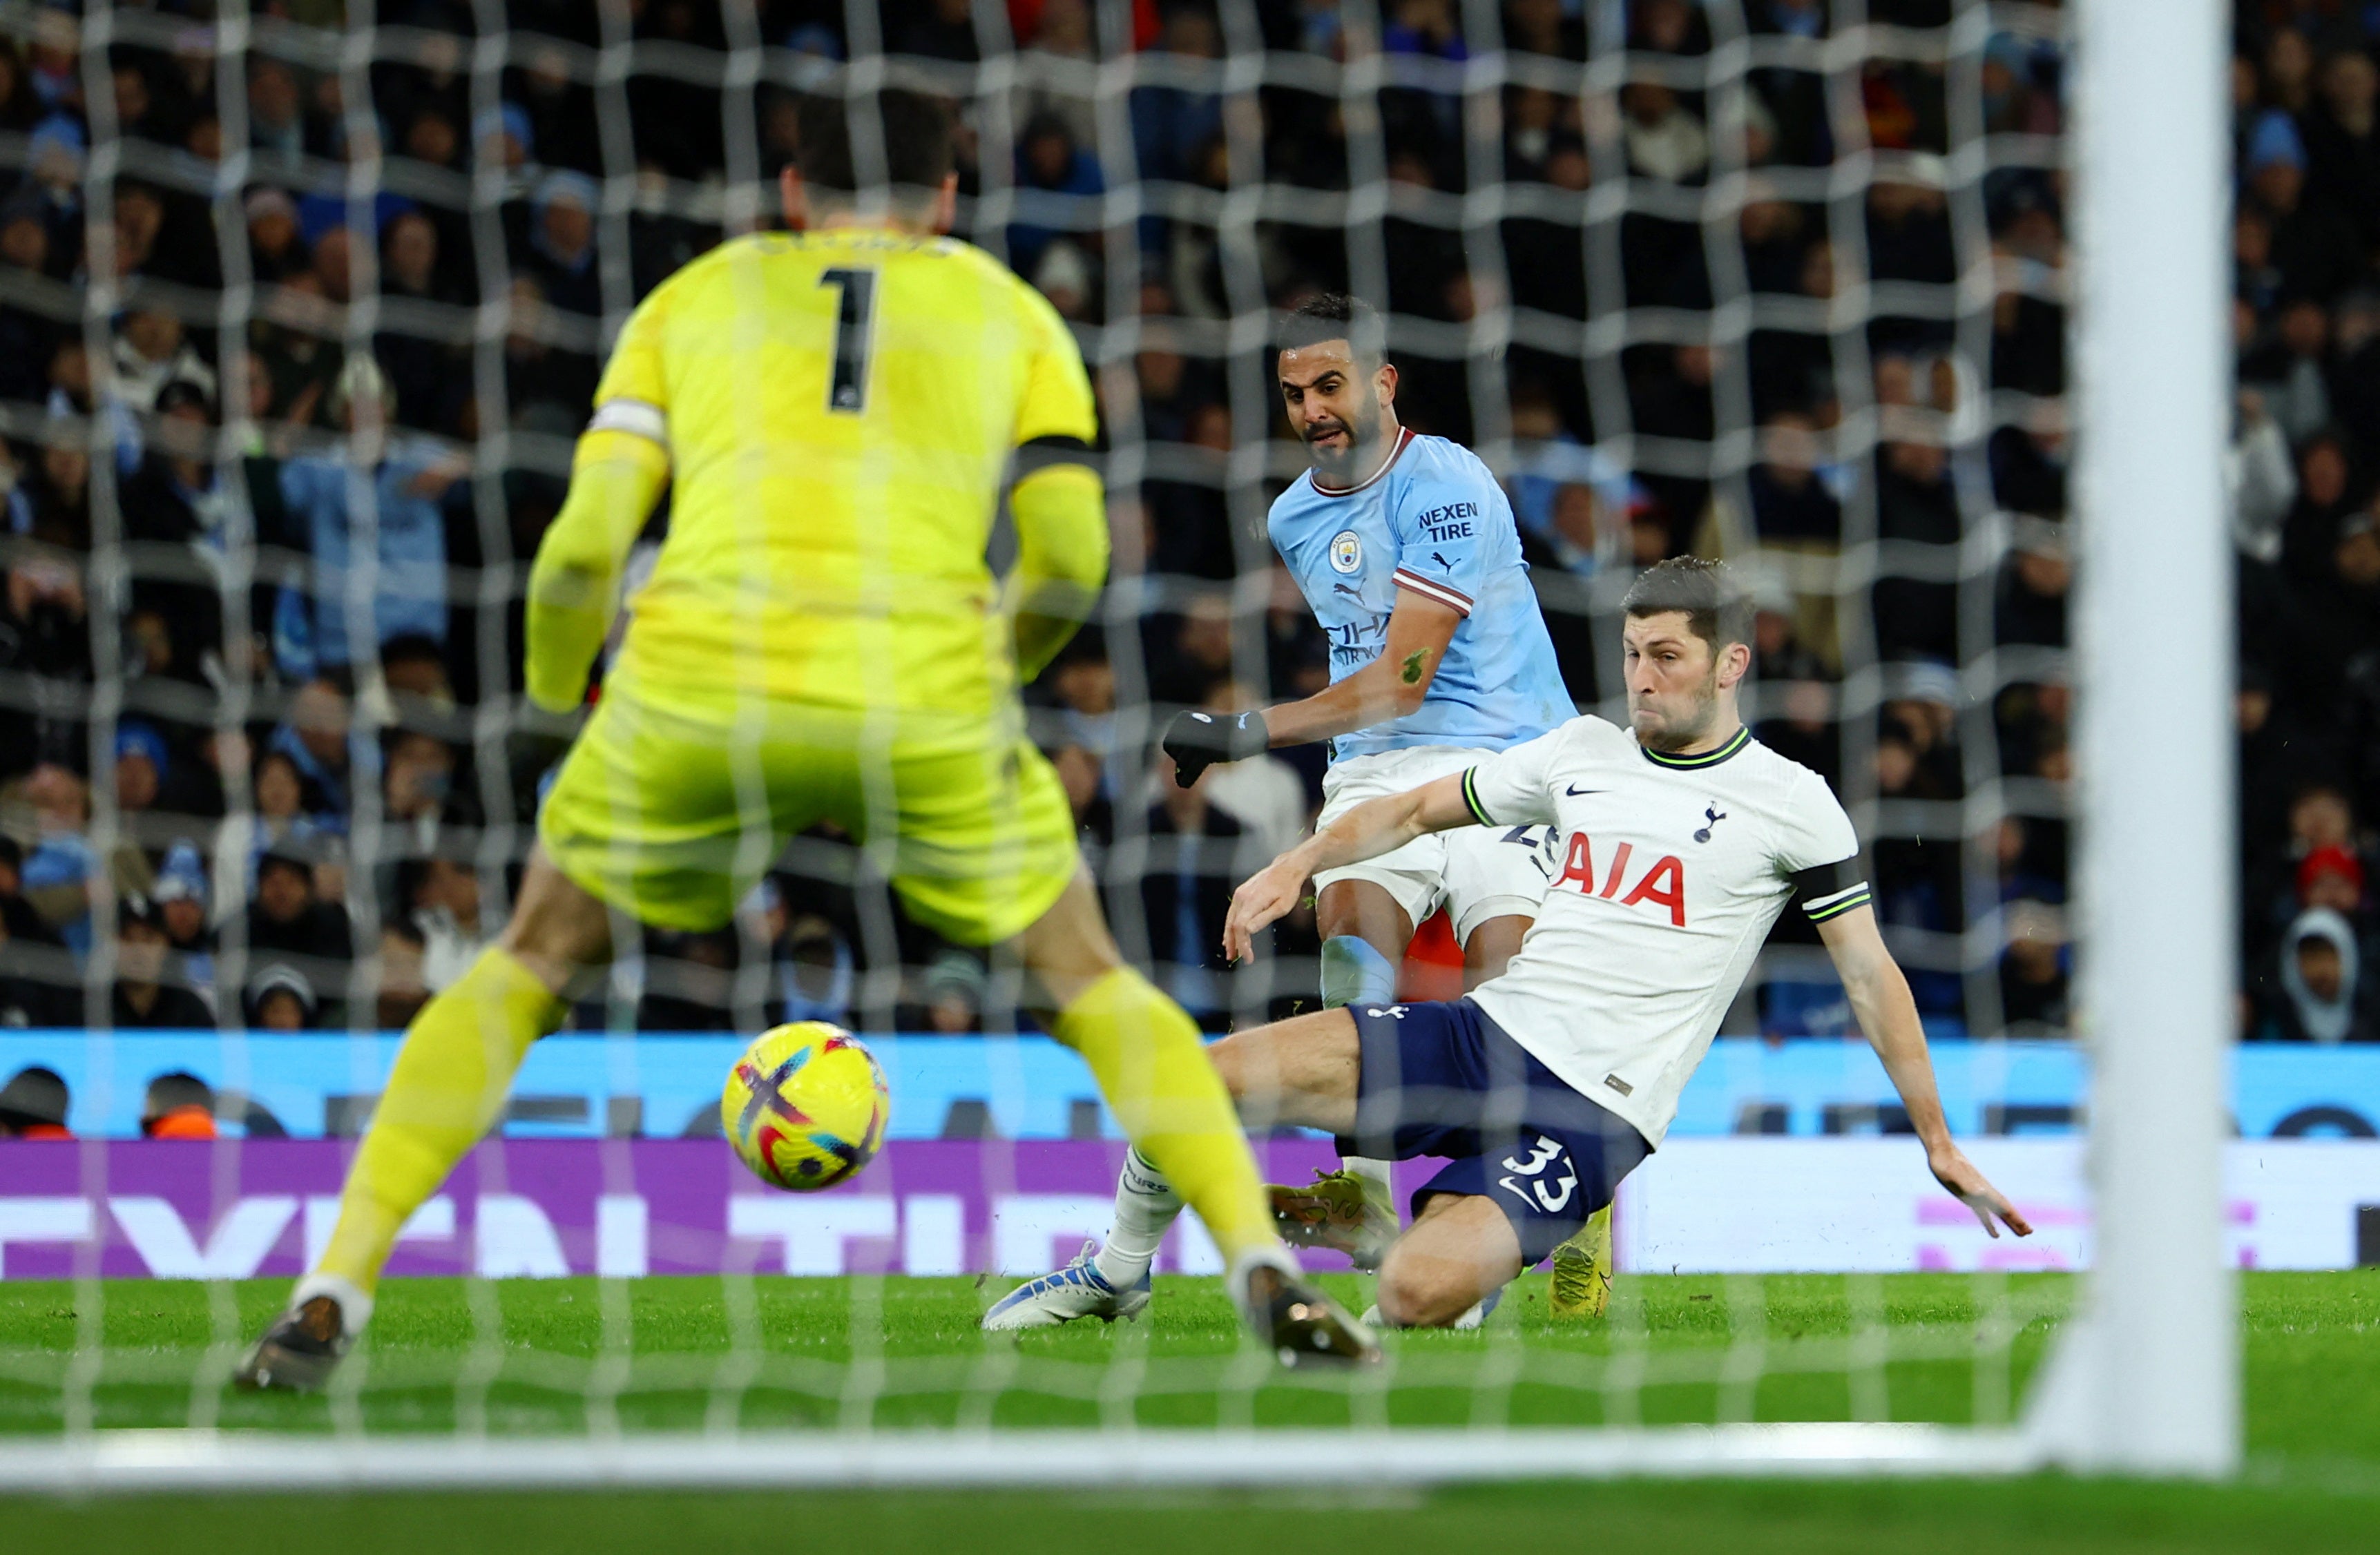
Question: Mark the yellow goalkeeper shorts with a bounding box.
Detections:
[537,680,1079,945]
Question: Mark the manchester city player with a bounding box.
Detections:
[1170,296,1571,1264]
[985,296,1577,1331]
[999,558,2031,1332]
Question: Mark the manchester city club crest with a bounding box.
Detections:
[1329,530,1363,573]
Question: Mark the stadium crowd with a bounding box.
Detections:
[0,0,2364,1061]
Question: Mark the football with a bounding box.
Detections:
[720,1022,890,1192]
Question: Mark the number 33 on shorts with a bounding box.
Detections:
[1496,1134,1580,1213]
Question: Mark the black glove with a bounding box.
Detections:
[1162,708,1269,787]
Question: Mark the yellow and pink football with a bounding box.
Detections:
[721,1022,890,1191]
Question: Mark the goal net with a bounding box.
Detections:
[0,0,2234,1487]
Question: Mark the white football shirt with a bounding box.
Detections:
[1459,715,1868,1146]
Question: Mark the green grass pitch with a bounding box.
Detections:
[1,1270,2375,1551]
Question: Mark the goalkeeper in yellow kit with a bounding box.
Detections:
[237,88,1374,1389]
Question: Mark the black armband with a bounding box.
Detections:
[1015,434,1104,478]
[1792,856,1872,923]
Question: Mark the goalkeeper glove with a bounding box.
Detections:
[1162,708,1269,787]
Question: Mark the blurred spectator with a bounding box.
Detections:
[1504,0,1585,59]
[921,949,986,1036]
[2239,299,2333,445]
[1149,593,1237,707]
[1757,676,1840,791]
[267,680,358,826]
[1999,899,2070,1036]
[381,635,459,719]
[0,198,59,400]
[118,380,238,688]
[0,1064,70,1138]
[244,962,320,1032]
[0,880,71,1029]
[112,894,211,1030]
[113,720,170,821]
[1872,435,1959,662]
[892,0,980,61]
[140,1070,217,1137]
[524,171,601,317]
[2229,390,2299,566]
[501,275,599,427]
[2282,430,2355,585]
[243,844,354,974]
[378,211,468,430]
[2306,47,2380,253]
[384,731,458,831]
[109,307,215,414]
[1032,239,1094,322]
[2305,510,2380,672]
[1747,412,1840,543]
[1197,680,1310,863]
[376,919,428,1029]
[776,911,855,1027]
[244,186,309,282]
[1621,81,1709,184]
[23,115,87,265]
[276,356,458,677]
[216,748,329,906]
[2298,844,2365,918]
[1046,631,1117,762]
[410,855,488,993]
[637,927,740,1032]
[13,764,95,954]
[1995,521,2071,648]
[1010,113,1104,284]
[247,57,307,157]
[1140,760,1251,1030]
[154,840,215,1004]
[2258,907,2375,1043]
[2241,107,2361,305]
[1131,8,1223,184]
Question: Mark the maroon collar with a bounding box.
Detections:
[1309,425,1415,496]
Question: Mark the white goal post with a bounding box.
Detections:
[2024,0,2238,1478]
[0,0,2237,1489]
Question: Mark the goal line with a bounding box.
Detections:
[0,1422,2049,1494]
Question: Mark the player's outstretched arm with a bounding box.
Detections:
[1222,771,1477,961]
[1818,905,2035,1239]
[1007,445,1107,682]
[1162,592,1460,786]
[524,427,669,713]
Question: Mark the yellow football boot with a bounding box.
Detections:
[1268,1168,1398,1272]
[1546,1204,1613,1320]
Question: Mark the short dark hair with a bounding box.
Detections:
[1278,292,1387,363]
[144,1070,214,1117]
[1620,555,1754,652]
[794,86,954,202]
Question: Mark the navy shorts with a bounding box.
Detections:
[1342,997,1651,1266]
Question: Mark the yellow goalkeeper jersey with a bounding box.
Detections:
[587,226,1098,717]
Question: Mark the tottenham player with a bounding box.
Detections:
[1148,295,1575,1282]
[998,558,2030,1330]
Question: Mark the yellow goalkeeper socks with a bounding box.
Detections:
[312,947,567,1298]
[1053,966,1280,1266]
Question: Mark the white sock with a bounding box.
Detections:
[1093,1148,1182,1288]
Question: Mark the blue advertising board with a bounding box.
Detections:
[5,1031,2378,1142]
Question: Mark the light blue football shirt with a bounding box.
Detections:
[1267,427,1573,764]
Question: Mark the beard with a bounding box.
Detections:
[1301,385,1380,476]
[1633,661,1722,751]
